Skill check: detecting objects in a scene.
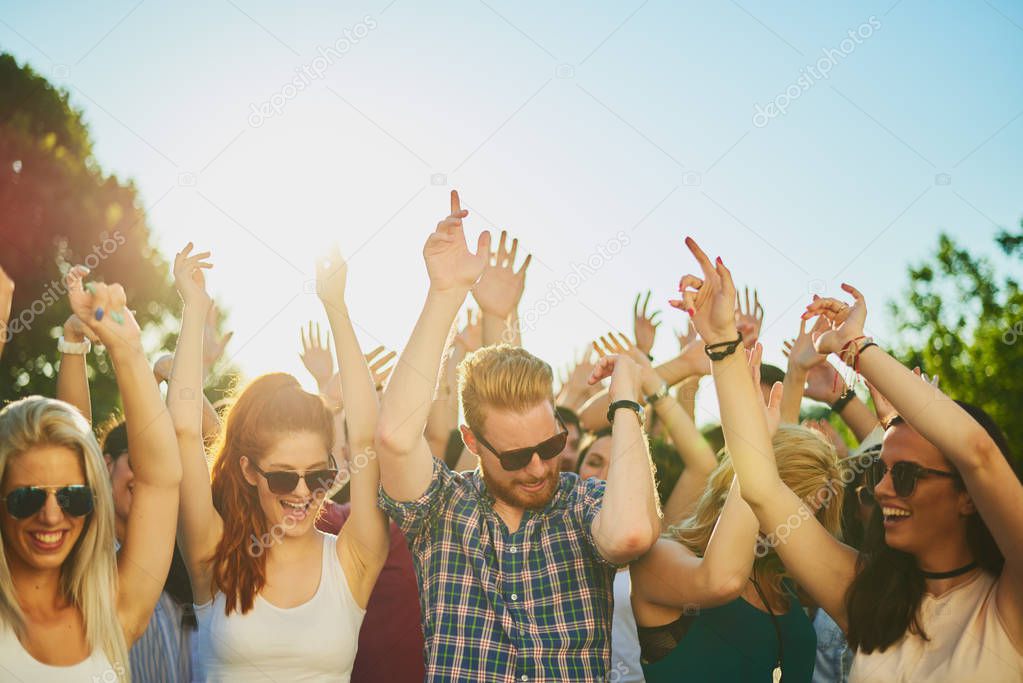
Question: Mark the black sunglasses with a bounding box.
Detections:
[473,414,569,472]
[1,485,94,519]
[250,455,339,495]
[867,457,960,498]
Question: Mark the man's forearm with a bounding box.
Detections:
[598,408,660,559]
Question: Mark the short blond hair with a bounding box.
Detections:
[458,345,554,434]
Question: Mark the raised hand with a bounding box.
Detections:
[153,353,175,384]
[594,332,662,398]
[588,350,642,404]
[315,245,348,312]
[67,267,143,354]
[633,291,661,355]
[63,312,100,345]
[471,229,531,318]
[365,345,397,391]
[300,321,335,389]
[173,243,214,311]
[748,342,783,436]
[425,190,491,293]
[675,319,697,352]
[803,362,845,404]
[782,317,828,373]
[202,305,233,377]
[454,308,482,352]
[735,286,764,349]
[803,283,867,356]
[670,237,737,345]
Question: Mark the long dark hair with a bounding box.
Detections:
[845,402,1014,652]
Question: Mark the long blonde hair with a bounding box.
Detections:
[669,425,845,599]
[0,397,128,680]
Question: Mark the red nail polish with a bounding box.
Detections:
[688,308,695,317]
[716,256,722,265]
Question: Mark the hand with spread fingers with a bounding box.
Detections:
[587,346,642,404]
[454,308,482,352]
[202,305,233,377]
[633,291,661,356]
[425,190,491,293]
[783,316,845,404]
[734,286,764,349]
[593,332,661,400]
[365,345,397,392]
[803,283,867,356]
[748,342,784,437]
[471,229,532,318]
[173,242,214,312]
[300,321,335,390]
[669,237,738,345]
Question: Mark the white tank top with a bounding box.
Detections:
[196,532,366,682]
[850,571,1023,682]
[0,622,117,682]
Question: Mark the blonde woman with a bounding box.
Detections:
[0,274,181,681]
[631,340,844,682]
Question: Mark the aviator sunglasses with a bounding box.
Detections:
[473,413,569,472]
[1,485,94,519]
[866,456,960,499]
[249,454,340,495]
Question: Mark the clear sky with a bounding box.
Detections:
[2,1,1021,422]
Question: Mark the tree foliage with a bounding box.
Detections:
[889,220,1023,459]
[0,52,178,422]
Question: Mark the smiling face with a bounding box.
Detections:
[241,431,335,539]
[875,423,973,556]
[1,445,90,573]
[463,401,562,511]
[578,435,612,482]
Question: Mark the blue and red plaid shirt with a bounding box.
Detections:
[379,457,617,683]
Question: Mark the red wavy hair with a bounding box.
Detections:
[208,372,334,615]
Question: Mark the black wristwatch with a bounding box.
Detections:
[607,399,644,424]
[644,382,670,405]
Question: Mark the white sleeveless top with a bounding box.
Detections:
[196,533,366,682]
[850,571,1023,682]
[0,622,117,681]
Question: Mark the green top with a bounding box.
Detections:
[639,588,817,683]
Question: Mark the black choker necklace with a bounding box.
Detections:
[920,561,977,580]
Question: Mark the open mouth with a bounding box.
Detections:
[28,530,68,551]
[280,499,311,520]
[520,480,546,492]
[882,506,912,526]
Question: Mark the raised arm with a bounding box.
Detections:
[68,272,182,644]
[0,264,12,361]
[471,229,530,347]
[56,277,98,423]
[672,238,857,627]
[316,247,389,607]
[587,353,661,563]
[154,353,222,445]
[632,478,758,616]
[426,312,476,458]
[376,190,490,500]
[807,284,1023,637]
[595,333,717,526]
[166,244,222,601]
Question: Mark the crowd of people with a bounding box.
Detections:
[0,190,1020,682]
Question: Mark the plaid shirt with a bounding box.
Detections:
[379,457,617,683]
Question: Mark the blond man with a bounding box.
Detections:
[376,191,661,683]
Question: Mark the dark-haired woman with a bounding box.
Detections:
[169,244,388,681]
[675,243,1023,681]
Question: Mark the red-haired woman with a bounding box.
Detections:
[169,244,389,681]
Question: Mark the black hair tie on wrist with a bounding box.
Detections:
[704,333,744,361]
[830,387,855,413]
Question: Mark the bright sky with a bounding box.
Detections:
[3,1,1021,423]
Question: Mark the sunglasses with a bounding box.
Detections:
[866,457,960,498]
[250,455,339,495]
[1,485,94,519]
[473,414,569,472]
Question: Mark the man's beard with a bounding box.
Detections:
[481,465,560,510]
